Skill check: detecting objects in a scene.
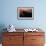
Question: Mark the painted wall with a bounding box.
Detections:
[0,0,46,30]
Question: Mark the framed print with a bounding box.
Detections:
[17,7,34,20]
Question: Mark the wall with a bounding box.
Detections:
[0,0,46,44]
[0,0,46,30]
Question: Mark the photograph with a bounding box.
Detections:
[17,7,34,20]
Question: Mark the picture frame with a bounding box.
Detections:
[17,7,34,20]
